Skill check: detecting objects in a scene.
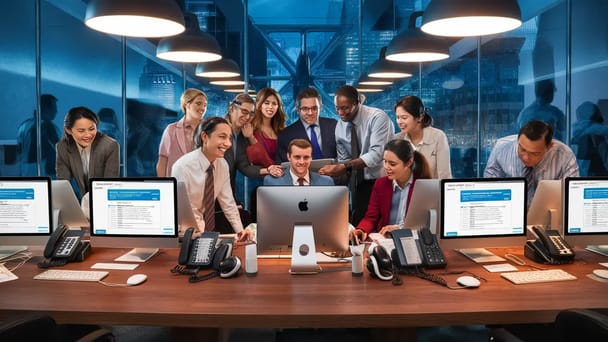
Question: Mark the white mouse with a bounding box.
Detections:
[592,269,608,280]
[126,274,147,286]
[456,275,481,288]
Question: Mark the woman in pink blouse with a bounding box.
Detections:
[156,88,208,176]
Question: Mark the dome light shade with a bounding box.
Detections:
[386,12,450,63]
[85,0,185,38]
[421,0,522,37]
[196,59,241,78]
[156,13,222,63]
[357,75,393,86]
[210,77,246,86]
[368,47,413,79]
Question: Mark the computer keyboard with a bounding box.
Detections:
[500,269,577,284]
[34,269,109,282]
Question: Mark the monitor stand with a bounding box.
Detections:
[289,224,321,274]
[114,248,159,262]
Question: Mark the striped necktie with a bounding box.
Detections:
[203,164,215,231]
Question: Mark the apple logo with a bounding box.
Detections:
[298,199,309,211]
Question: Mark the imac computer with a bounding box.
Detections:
[403,179,441,233]
[526,180,562,231]
[0,177,53,250]
[89,178,179,260]
[51,180,89,229]
[564,177,608,247]
[256,185,350,274]
[440,178,527,249]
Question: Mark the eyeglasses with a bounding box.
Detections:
[233,101,253,116]
[299,106,319,113]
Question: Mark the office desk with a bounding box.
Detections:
[0,246,607,332]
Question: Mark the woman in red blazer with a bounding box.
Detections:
[352,139,431,242]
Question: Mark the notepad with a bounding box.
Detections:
[457,248,506,263]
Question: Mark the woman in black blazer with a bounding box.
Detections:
[56,106,119,197]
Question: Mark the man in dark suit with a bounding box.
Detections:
[275,87,337,163]
[264,139,334,186]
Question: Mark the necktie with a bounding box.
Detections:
[297,177,305,186]
[203,164,215,231]
[524,166,536,206]
[309,125,323,159]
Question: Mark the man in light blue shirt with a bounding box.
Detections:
[484,120,579,206]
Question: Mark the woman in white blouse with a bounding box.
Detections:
[394,96,452,179]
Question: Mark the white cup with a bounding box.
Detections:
[350,244,365,276]
[245,243,258,276]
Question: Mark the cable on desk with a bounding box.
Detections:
[1,251,33,272]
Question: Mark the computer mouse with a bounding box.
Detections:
[126,274,147,286]
[456,275,481,288]
[592,269,608,280]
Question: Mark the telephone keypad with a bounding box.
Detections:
[190,237,215,265]
[56,236,80,257]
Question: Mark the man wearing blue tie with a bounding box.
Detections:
[264,139,334,186]
[275,87,337,163]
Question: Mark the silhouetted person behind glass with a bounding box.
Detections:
[97,107,120,141]
[516,79,565,142]
[572,101,608,176]
[17,94,60,176]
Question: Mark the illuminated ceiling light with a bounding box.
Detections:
[156,13,222,63]
[357,75,393,86]
[210,77,245,86]
[367,47,413,79]
[224,87,256,94]
[84,0,185,38]
[386,11,450,63]
[195,59,241,78]
[421,0,522,37]
[356,87,384,93]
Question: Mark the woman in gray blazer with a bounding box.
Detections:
[56,106,119,197]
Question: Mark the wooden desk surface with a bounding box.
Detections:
[0,246,607,329]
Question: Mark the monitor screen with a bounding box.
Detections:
[440,178,527,249]
[256,186,349,254]
[89,178,179,249]
[526,180,562,231]
[564,177,608,246]
[0,177,53,246]
[403,179,440,233]
[51,180,89,229]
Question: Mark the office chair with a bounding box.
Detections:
[555,309,608,341]
[0,314,114,342]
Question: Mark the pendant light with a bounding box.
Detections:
[367,47,413,79]
[357,75,393,86]
[156,13,222,63]
[85,0,185,38]
[386,11,450,62]
[195,59,241,78]
[210,77,246,86]
[421,0,522,37]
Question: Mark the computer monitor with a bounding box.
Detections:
[89,178,179,259]
[403,179,441,233]
[440,178,527,249]
[526,180,562,231]
[51,180,89,229]
[564,177,608,246]
[0,177,53,246]
[256,186,349,273]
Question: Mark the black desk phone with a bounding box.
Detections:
[39,225,89,268]
[391,228,447,269]
[177,228,241,281]
[525,225,575,264]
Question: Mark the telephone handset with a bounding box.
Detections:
[391,228,447,269]
[525,225,575,264]
[39,225,88,268]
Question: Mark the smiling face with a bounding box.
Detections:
[334,95,357,122]
[260,95,279,119]
[395,106,421,135]
[287,145,313,178]
[185,94,208,121]
[297,97,321,125]
[66,118,97,148]
[201,122,232,162]
[229,101,254,129]
[383,150,412,184]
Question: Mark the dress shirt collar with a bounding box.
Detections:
[289,168,310,186]
[392,174,413,191]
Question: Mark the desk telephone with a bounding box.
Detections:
[525,225,575,264]
[38,225,90,268]
[176,228,241,281]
